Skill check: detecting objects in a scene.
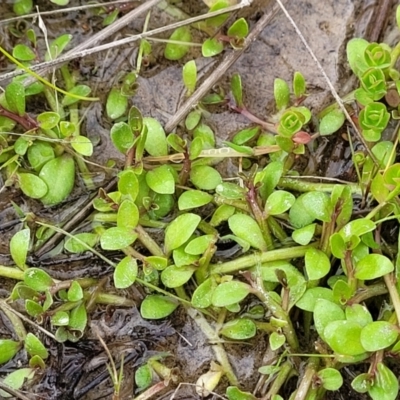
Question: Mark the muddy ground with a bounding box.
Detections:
[0,0,399,399]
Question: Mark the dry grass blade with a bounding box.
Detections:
[0,0,253,84]
[164,2,280,133]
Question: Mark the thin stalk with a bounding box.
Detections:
[279,177,362,195]
[293,357,319,400]
[0,265,24,280]
[262,360,293,400]
[210,244,317,275]
[135,224,164,257]
[254,276,299,351]
[0,301,27,340]
[175,286,238,385]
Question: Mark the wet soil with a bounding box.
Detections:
[1,0,400,399]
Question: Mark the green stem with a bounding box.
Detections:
[293,357,319,400]
[74,154,96,190]
[254,275,299,351]
[347,282,387,304]
[279,177,362,195]
[262,361,293,400]
[174,286,238,385]
[0,265,24,280]
[267,216,288,243]
[95,292,135,307]
[384,272,400,325]
[135,224,164,257]
[43,85,64,117]
[210,244,317,275]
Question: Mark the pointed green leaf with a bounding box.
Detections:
[114,256,138,289]
[24,268,54,291]
[24,333,48,359]
[10,228,30,270]
[140,295,178,319]
[100,227,137,250]
[228,214,267,251]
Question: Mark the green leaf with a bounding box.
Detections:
[0,340,21,364]
[164,213,201,254]
[211,281,251,307]
[227,18,249,39]
[25,299,43,317]
[140,295,178,319]
[39,155,75,206]
[27,141,55,172]
[24,268,54,291]
[164,27,192,60]
[51,311,69,326]
[317,368,343,391]
[70,135,93,156]
[185,110,202,131]
[189,136,204,160]
[178,190,213,210]
[64,233,98,253]
[117,199,139,229]
[320,109,345,136]
[24,333,48,359]
[293,71,306,98]
[13,0,33,15]
[68,281,83,302]
[161,264,195,288]
[269,332,286,350]
[5,81,25,116]
[143,117,168,156]
[345,304,372,327]
[146,165,175,194]
[346,38,369,77]
[192,277,216,308]
[355,254,394,280]
[292,224,316,245]
[228,214,267,251]
[313,299,345,341]
[274,78,290,111]
[13,44,36,61]
[135,364,152,390]
[45,34,72,60]
[231,73,243,108]
[339,218,376,242]
[220,318,256,340]
[0,368,35,398]
[296,287,334,312]
[118,169,139,201]
[202,38,224,57]
[10,228,30,269]
[100,227,137,250]
[302,191,332,222]
[265,190,295,215]
[210,204,235,227]
[226,386,257,400]
[351,373,372,394]
[368,363,399,400]
[114,256,138,289]
[21,169,51,195]
[183,60,197,95]
[305,248,330,280]
[232,126,259,146]
[190,165,222,190]
[69,303,87,332]
[110,121,134,154]
[106,88,128,119]
[324,320,365,356]
[62,85,91,106]
[185,234,214,255]
[360,321,398,352]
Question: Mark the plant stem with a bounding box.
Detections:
[293,357,319,400]
[210,244,316,275]
[278,177,362,195]
[262,360,293,400]
[254,275,299,351]
[0,265,24,280]
[135,224,164,256]
[174,286,238,385]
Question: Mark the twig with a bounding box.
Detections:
[0,381,32,400]
[0,300,57,341]
[164,2,280,133]
[0,1,136,26]
[0,0,253,84]
[274,0,378,164]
